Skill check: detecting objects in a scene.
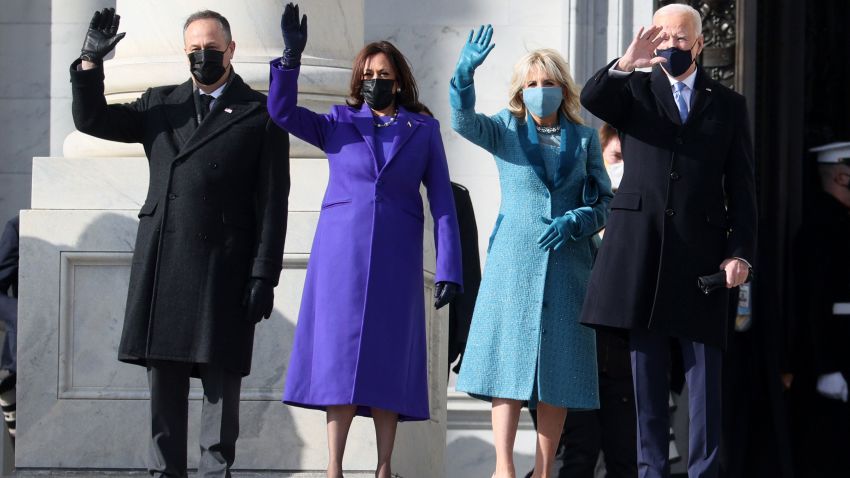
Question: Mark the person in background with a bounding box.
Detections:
[0,215,19,443]
[554,124,635,478]
[790,142,850,477]
[599,123,624,193]
[450,24,612,478]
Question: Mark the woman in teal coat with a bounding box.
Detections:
[451,26,612,478]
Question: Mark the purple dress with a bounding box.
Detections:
[268,60,463,421]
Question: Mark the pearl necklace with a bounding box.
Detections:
[536,124,561,134]
[374,109,399,128]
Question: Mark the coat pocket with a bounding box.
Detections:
[487,214,504,253]
[137,201,158,218]
[321,198,352,210]
[609,192,641,211]
[222,210,255,231]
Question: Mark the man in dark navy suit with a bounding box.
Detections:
[579,4,757,477]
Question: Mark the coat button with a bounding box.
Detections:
[665,208,675,217]
[675,136,683,145]
[169,193,177,200]
[210,162,218,169]
[376,179,384,186]
[670,171,680,181]
[375,195,382,202]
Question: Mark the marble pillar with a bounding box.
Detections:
[20,1,448,476]
[0,0,51,232]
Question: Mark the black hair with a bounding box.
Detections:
[183,10,232,45]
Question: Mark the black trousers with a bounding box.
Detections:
[147,360,242,478]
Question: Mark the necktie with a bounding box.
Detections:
[673,82,689,123]
[199,94,213,122]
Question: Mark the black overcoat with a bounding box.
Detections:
[579,60,756,348]
[70,61,290,375]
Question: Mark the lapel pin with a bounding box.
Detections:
[407,121,412,127]
[224,107,233,114]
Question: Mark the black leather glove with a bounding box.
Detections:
[80,8,126,65]
[280,3,308,69]
[243,278,275,323]
[434,282,460,310]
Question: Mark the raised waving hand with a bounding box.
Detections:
[454,24,495,88]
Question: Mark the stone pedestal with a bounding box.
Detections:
[20,1,447,476]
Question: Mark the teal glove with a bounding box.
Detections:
[454,24,495,89]
[537,213,580,251]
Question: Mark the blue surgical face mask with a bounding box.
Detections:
[522,86,563,118]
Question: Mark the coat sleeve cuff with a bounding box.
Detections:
[70,58,105,82]
[251,258,282,286]
[449,77,476,110]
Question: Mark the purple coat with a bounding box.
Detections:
[268,61,463,421]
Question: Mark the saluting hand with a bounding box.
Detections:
[616,25,668,72]
[280,2,308,69]
[80,8,126,69]
[454,24,495,88]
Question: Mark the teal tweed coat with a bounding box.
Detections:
[451,80,612,409]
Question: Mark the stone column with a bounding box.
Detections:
[20,1,448,475]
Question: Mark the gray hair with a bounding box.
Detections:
[654,3,703,35]
[183,10,232,45]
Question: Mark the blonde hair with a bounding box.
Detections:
[507,48,583,125]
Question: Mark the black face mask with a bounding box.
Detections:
[656,44,697,78]
[361,79,396,111]
[188,49,227,85]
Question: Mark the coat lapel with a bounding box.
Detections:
[163,80,197,148]
[517,112,550,189]
[173,74,260,162]
[350,103,379,173]
[553,115,581,189]
[686,68,714,125]
[650,66,684,126]
[383,107,421,170]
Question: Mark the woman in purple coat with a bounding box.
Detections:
[268,4,463,478]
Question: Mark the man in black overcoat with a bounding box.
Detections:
[579,4,756,477]
[70,8,289,476]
